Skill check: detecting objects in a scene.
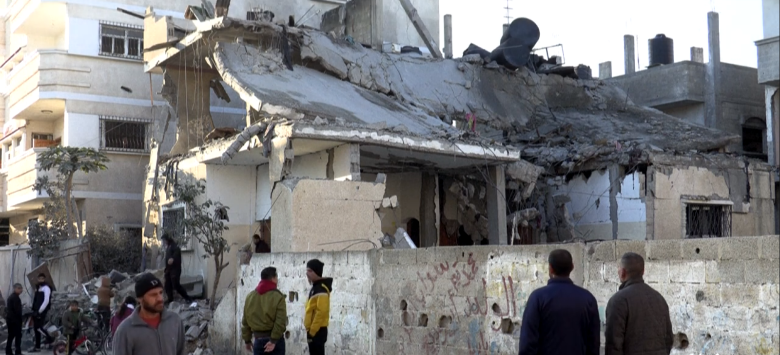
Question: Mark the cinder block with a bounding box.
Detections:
[416,248,436,264]
[398,250,417,266]
[615,240,647,259]
[681,238,720,260]
[587,241,616,262]
[760,235,780,260]
[647,240,683,260]
[347,250,369,265]
[745,259,780,284]
[720,284,760,307]
[721,237,761,260]
[585,262,605,284]
[644,261,669,284]
[692,284,721,307]
[603,262,621,284]
[717,260,745,283]
[705,261,720,283]
[760,284,779,309]
[669,261,705,283]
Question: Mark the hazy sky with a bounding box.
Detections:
[439,0,764,77]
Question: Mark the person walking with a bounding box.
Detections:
[519,249,600,355]
[96,277,114,331]
[304,259,331,355]
[110,297,137,337]
[241,267,287,355]
[605,252,673,355]
[161,234,192,305]
[29,273,52,353]
[62,300,91,355]
[112,273,186,355]
[5,283,23,355]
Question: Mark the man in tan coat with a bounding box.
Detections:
[96,277,114,331]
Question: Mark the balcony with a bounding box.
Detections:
[756,36,780,86]
[1,147,53,211]
[7,0,67,38]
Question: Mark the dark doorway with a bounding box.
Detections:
[742,117,767,161]
[406,219,420,247]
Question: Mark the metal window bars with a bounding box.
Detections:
[99,116,151,152]
[98,22,144,60]
[685,204,732,238]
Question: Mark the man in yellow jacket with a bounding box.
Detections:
[304,259,331,355]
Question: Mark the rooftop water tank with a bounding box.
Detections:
[648,34,674,67]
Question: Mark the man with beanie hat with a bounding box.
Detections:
[113,273,186,355]
[242,267,287,355]
[304,259,332,355]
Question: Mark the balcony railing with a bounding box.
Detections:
[756,36,779,86]
[3,148,54,209]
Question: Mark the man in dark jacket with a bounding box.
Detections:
[605,252,673,355]
[161,234,192,305]
[113,273,186,355]
[5,283,23,355]
[519,249,600,355]
[241,267,287,355]
[30,273,52,353]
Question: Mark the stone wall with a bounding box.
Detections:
[222,236,779,355]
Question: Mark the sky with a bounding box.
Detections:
[438,0,764,77]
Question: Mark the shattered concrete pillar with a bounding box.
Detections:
[599,61,612,79]
[624,35,636,75]
[608,164,622,240]
[690,47,704,63]
[443,15,453,59]
[332,144,360,181]
[167,68,216,156]
[419,172,439,247]
[487,165,507,245]
[269,137,292,183]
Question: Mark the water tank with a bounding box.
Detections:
[648,34,674,67]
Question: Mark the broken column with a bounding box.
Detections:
[690,47,704,63]
[705,11,721,129]
[599,61,612,79]
[487,165,507,245]
[443,15,453,59]
[624,35,636,74]
[419,173,439,247]
[331,144,360,181]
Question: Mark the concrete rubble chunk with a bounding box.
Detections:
[393,228,417,249]
[389,195,398,208]
[375,173,387,184]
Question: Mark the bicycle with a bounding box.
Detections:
[51,309,108,355]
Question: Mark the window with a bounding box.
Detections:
[99,22,144,59]
[162,204,188,248]
[742,117,767,161]
[685,203,732,238]
[0,219,9,247]
[99,116,150,152]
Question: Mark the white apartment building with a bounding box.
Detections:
[756,0,779,232]
[0,0,249,245]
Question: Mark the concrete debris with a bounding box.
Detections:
[312,116,328,125]
[375,173,387,184]
[506,160,545,183]
[392,228,417,249]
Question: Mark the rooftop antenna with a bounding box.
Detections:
[504,0,513,24]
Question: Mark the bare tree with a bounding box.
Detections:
[172,180,230,310]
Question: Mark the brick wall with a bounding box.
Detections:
[224,236,779,354]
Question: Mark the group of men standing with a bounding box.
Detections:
[4,273,52,355]
[241,259,332,355]
[519,250,674,355]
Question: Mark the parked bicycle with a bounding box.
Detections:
[50,308,108,355]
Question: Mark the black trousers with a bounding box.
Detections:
[66,330,80,355]
[308,327,327,355]
[164,271,190,303]
[5,321,21,355]
[33,311,51,348]
[97,306,110,331]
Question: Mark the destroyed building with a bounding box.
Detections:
[756,0,780,232]
[139,3,774,298]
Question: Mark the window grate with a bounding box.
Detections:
[99,116,150,152]
[99,22,144,60]
[685,204,732,238]
[162,207,185,241]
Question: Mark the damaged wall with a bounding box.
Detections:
[559,169,647,241]
[364,172,422,238]
[270,179,386,252]
[223,236,780,354]
[648,156,775,239]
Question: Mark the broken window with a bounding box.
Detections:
[742,117,767,161]
[99,116,150,152]
[99,22,144,59]
[685,203,732,238]
[162,205,189,248]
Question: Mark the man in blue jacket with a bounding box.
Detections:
[519,249,600,355]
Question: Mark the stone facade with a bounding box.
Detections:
[219,236,779,355]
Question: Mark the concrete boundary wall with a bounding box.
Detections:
[218,236,780,355]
